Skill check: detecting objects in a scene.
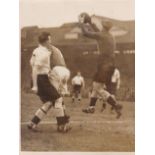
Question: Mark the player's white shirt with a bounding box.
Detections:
[30,45,51,74]
[30,44,70,95]
[72,76,84,86]
[111,68,120,83]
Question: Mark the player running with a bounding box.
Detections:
[78,13,122,119]
[27,32,71,132]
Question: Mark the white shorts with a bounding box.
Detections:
[48,66,70,95]
[91,81,111,100]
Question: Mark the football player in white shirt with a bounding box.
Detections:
[28,32,71,132]
[71,71,85,103]
[101,68,121,112]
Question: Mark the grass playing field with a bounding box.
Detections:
[21,92,135,152]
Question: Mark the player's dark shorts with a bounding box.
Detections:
[106,82,117,95]
[94,66,115,84]
[37,74,60,103]
[73,84,82,93]
[93,55,115,83]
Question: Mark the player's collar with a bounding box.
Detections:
[39,44,51,53]
[39,44,46,49]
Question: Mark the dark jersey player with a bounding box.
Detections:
[79,13,122,119]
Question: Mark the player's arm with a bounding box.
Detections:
[78,13,101,39]
[31,67,39,93]
[30,51,38,93]
[117,78,121,90]
[80,23,101,39]
[81,77,85,89]
[30,52,35,67]
[116,69,121,90]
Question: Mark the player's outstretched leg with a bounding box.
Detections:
[107,96,123,119]
[96,84,123,119]
[27,101,52,132]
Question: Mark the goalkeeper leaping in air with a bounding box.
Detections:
[79,13,123,119]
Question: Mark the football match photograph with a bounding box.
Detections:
[20,0,135,154]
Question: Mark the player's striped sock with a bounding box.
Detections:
[30,101,52,127]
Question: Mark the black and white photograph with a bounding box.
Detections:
[20,0,135,154]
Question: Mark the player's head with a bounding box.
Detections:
[77,71,81,76]
[38,32,52,46]
[102,20,113,31]
[79,12,91,24]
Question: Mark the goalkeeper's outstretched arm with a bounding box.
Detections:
[80,23,101,39]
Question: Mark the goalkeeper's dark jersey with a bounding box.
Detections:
[81,24,116,83]
[81,24,116,56]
